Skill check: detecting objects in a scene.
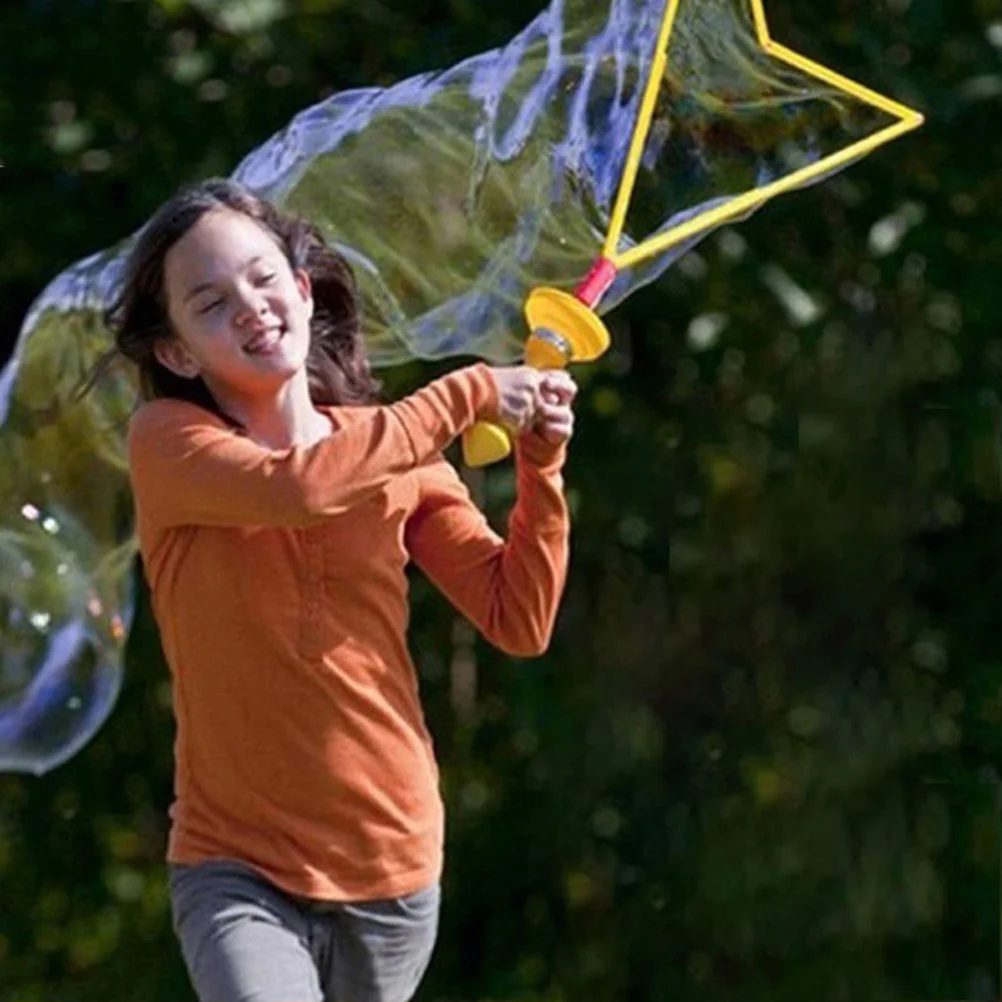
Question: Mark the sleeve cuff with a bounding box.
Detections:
[515,430,567,474]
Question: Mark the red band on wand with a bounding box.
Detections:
[573,257,618,309]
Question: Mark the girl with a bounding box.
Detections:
[112,178,576,1002]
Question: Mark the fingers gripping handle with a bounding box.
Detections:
[461,280,614,467]
[461,327,573,467]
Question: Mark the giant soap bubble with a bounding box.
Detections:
[0,0,909,773]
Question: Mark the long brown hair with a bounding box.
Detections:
[99,178,380,424]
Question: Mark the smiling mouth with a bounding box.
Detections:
[243,327,287,355]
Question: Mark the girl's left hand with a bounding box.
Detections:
[530,370,578,446]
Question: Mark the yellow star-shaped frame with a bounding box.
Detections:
[464,0,924,468]
[604,0,925,271]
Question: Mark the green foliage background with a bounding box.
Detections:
[1,0,1001,999]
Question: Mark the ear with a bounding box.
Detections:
[153,336,201,379]
[294,268,314,321]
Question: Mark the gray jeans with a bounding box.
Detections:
[169,860,441,1002]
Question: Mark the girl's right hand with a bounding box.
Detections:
[490,365,543,433]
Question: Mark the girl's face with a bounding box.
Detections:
[158,208,314,399]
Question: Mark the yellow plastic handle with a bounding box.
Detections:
[461,288,611,467]
[460,335,566,465]
[461,421,514,466]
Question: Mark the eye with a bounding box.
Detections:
[198,297,225,315]
[257,273,278,286]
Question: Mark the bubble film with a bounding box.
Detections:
[0,0,896,773]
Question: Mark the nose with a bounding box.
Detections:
[233,284,271,327]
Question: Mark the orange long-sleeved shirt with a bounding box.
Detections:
[126,363,569,901]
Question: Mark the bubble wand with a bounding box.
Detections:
[460,0,924,467]
[0,0,926,775]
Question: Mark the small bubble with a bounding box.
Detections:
[29,612,51,632]
[869,202,925,256]
[913,631,947,673]
[761,264,822,326]
[266,65,293,87]
[717,229,747,261]
[746,393,775,425]
[109,869,145,903]
[461,780,488,811]
[788,704,823,739]
[169,28,196,54]
[41,517,60,535]
[887,43,911,67]
[687,313,726,352]
[170,50,211,84]
[198,79,229,102]
[20,504,40,522]
[618,515,650,549]
[678,252,707,280]
[592,806,623,839]
[81,149,112,173]
[48,100,76,125]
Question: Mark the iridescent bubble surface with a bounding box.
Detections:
[0,0,895,773]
